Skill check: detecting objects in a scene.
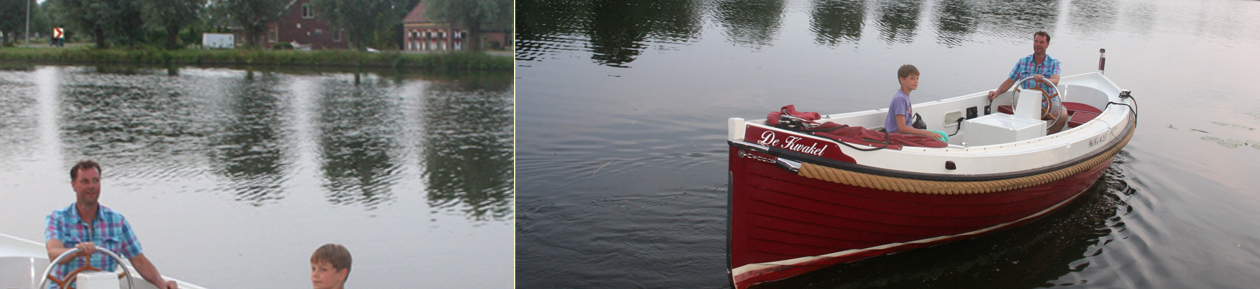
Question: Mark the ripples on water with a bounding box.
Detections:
[0,72,38,156]
[517,0,1075,66]
[422,79,516,220]
[0,64,514,219]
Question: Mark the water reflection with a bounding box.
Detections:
[513,0,702,67]
[421,76,514,221]
[934,0,977,47]
[516,0,1077,66]
[976,0,1060,40]
[715,0,786,48]
[513,0,586,62]
[1068,0,1117,37]
[317,75,404,209]
[56,68,213,177]
[5,66,514,221]
[875,0,923,44]
[207,71,289,205]
[810,0,865,46]
[590,0,702,66]
[0,71,39,161]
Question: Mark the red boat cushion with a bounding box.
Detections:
[996,102,1099,116]
[1068,111,1100,127]
[997,105,1014,115]
[765,105,946,149]
[1062,102,1102,114]
[812,126,946,149]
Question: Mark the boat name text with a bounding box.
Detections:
[758,131,828,156]
[1088,134,1108,148]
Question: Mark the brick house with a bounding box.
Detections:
[401,2,511,51]
[263,0,349,49]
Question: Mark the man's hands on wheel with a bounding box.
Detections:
[74,242,96,257]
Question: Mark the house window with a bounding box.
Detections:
[332,30,342,42]
[314,29,323,36]
[269,28,277,43]
[302,4,315,19]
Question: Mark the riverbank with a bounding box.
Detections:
[0,46,512,71]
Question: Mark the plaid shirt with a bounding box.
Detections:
[1007,53,1061,93]
[44,203,143,284]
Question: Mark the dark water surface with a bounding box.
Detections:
[0,66,513,288]
[516,0,1260,287]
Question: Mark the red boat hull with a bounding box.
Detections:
[726,147,1115,289]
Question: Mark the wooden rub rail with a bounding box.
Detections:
[797,128,1133,195]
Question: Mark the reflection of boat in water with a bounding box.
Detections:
[726,71,1137,289]
[0,233,205,289]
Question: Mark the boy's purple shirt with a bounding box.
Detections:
[884,89,913,133]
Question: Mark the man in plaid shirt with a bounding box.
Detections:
[45,160,179,289]
[987,31,1070,133]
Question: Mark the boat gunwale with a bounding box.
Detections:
[729,112,1133,183]
[0,233,207,289]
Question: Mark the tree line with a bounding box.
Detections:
[0,0,512,51]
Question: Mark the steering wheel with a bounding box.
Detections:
[37,246,135,289]
[1011,76,1061,121]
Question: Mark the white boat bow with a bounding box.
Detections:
[0,232,206,289]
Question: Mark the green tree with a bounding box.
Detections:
[140,0,205,49]
[54,0,144,48]
[30,0,51,42]
[311,0,413,50]
[41,1,67,41]
[0,0,34,45]
[423,0,511,51]
[215,0,286,48]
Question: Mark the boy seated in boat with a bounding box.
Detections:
[884,64,947,142]
[311,244,352,289]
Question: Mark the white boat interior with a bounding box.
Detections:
[728,72,1136,175]
[0,233,205,289]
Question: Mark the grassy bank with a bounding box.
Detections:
[0,46,512,71]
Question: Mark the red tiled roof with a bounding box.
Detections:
[402,2,431,24]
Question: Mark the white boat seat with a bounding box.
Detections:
[1012,88,1047,121]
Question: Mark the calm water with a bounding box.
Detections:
[516,0,1260,287]
[0,66,513,288]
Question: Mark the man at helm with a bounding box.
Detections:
[44,160,179,289]
[987,31,1070,134]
